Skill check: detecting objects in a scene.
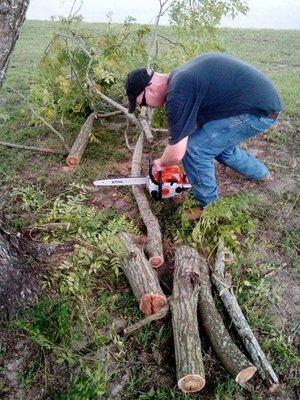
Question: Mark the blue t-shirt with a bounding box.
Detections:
[166,52,283,144]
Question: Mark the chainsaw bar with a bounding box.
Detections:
[93,177,148,187]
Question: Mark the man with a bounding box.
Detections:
[125,52,283,212]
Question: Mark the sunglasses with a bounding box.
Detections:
[140,70,154,107]
[140,87,149,107]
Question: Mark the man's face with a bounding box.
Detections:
[136,79,166,109]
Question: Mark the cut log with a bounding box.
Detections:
[196,252,257,386]
[131,132,164,268]
[118,232,167,316]
[212,241,280,392]
[171,245,205,393]
[66,112,96,167]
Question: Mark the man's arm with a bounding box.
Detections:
[153,137,188,171]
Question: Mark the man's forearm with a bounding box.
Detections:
[156,137,188,169]
[160,145,182,166]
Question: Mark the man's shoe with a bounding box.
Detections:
[225,167,247,180]
[182,206,203,221]
[258,172,272,182]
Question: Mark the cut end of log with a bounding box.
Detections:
[269,383,281,393]
[139,293,167,316]
[66,155,79,167]
[149,256,164,269]
[178,374,205,393]
[235,366,257,386]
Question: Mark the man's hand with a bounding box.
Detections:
[152,158,164,172]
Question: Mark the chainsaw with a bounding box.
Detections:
[93,161,191,200]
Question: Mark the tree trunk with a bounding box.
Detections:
[0,226,37,319]
[171,245,205,393]
[0,0,30,87]
[0,1,31,318]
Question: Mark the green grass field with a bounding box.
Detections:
[0,20,299,400]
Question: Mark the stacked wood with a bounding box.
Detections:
[118,232,167,316]
[66,112,96,167]
[171,245,205,393]
[196,251,257,386]
[212,242,280,393]
[131,132,164,268]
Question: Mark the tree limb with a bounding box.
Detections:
[211,241,280,392]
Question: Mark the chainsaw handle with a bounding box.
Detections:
[148,158,163,200]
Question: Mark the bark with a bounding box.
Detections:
[131,132,164,268]
[212,242,280,392]
[0,226,37,319]
[118,232,167,316]
[171,245,205,393]
[196,252,257,386]
[66,112,96,167]
[0,0,30,88]
[137,112,154,143]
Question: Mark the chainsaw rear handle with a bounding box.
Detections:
[148,158,163,200]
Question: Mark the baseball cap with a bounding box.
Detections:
[125,68,154,113]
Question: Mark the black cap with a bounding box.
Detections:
[125,68,154,113]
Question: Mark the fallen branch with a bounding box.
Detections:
[211,241,280,392]
[66,112,96,167]
[196,251,257,386]
[118,232,167,316]
[87,75,155,142]
[171,245,205,393]
[131,132,164,268]
[123,304,169,336]
[0,140,66,155]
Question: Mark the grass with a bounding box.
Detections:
[0,19,299,400]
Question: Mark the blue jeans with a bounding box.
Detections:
[182,113,277,207]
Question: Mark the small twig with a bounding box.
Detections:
[124,117,134,151]
[7,86,70,152]
[157,34,189,55]
[123,305,169,336]
[25,222,71,234]
[152,128,168,134]
[68,0,83,21]
[264,263,287,278]
[96,110,123,118]
[0,140,66,155]
[280,191,300,222]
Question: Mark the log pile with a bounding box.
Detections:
[119,235,279,394]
